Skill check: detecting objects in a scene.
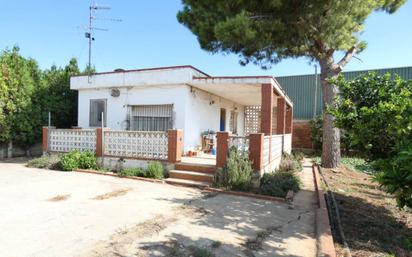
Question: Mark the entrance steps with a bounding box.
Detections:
[165,163,216,188]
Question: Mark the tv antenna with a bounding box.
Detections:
[85,1,121,82]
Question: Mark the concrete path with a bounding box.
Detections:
[0,159,317,257]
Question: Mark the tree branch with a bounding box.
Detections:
[337,46,357,71]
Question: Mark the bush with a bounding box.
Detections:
[145,161,164,179]
[26,155,60,170]
[259,171,301,198]
[215,147,253,191]
[278,153,302,172]
[119,167,145,177]
[58,150,97,171]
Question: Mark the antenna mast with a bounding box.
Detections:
[85,2,121,82]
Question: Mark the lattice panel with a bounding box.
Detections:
[49,129,96,152]
[283,133,292,154]
[271,135,283,158]
[104,131,168,160]
[229,136,249,153]
[263,136,271,166]
[244,106,261,135]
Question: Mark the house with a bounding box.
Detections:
[70,65,293,154]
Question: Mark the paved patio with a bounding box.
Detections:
[0,159,316,257]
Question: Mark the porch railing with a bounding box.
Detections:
[228,135,249,152]
[103,130,168,160]
[284,133,292,154]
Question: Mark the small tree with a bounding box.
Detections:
[177,0,406,168]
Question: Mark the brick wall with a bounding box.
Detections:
[292,120,312,149]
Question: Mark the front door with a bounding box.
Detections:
[220,108,226,131]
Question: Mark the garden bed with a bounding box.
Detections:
[320,164,412,256]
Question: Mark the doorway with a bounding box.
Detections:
[220,108,226,131]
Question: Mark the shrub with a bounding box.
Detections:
[58,150,97,171]
[26,155,60,170]
[145,161,164,179]
[278,153,302,172]
[119,167,145,177]
[259,171,301,198]
[215,147,253,191]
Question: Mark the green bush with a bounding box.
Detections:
[58,150,97,171]
[26,155,60,170]
[119,167,146,177]
[215,147,253,191]
[259,171,301,198]
[145,161,164,179]
[278,153,302,172]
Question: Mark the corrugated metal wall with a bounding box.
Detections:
[277,66,412,120]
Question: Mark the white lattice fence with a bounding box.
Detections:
[263,136,271,166]
[271,135,283,159]
[284,134,292,154]
[244,106,261,135]
[103,131,168,160]
[49,129,96,152]
[229,136,249,152]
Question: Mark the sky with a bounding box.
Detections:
[1,0,411,77]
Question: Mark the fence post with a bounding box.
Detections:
[249,133,264,171]
[168,129,183,163]
[96,128,104,157]
[42,127,49,154]
[216,132,229,168]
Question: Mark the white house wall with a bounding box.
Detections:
[184,87,245,151]
[77,85,188,132]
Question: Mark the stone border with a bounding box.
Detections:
[75,169,165,184]
[312,164,336,257]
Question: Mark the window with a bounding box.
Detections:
[230,111,238,134]
[89,99,107,127]
[128,104,173,131]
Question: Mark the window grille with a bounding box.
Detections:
[128,104,173,131]
[89,99,107,127]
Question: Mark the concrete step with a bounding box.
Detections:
[175,163,216,174]
[169,170,215,183]
[165,178,210,188]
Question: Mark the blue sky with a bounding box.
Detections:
[1,0,411,77]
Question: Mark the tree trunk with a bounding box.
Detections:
[319,58,341,168]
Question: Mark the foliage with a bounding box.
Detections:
[177,0,405,168]
[0,46,90,148]
[119,167,146,177]
[374,145,412,208]
[341,157,375,174]
[278,153,302,172]
[26,155,60,170]
[259,171,301,198]
[330,73,412,159]
[145,161,164,179]
[215,147,253,191]
[58,150,97,171]
[331,72,412,208]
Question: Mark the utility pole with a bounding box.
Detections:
[85,2,121,82]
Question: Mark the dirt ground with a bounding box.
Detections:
[321,166,412,257]
[0,158,317,257]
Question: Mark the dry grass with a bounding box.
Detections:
[92,188,131,200]
[47,194,71,202]
[322,166,412,257]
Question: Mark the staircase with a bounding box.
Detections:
[165,163,216,188]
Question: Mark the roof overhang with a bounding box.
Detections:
[191,76,293,107]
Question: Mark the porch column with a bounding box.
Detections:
[168,129,183,163]
[249,133,264,171]
[286,104,293,134]
[42,127,49,154]
[216,132,229,168]
[276,98,286,135]
[261,84,273,136]
[96,128,109,157]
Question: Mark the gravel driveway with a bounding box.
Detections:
[0,159,316,257]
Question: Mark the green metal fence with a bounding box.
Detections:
[277,66,412,120]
